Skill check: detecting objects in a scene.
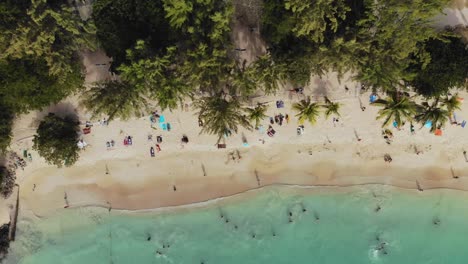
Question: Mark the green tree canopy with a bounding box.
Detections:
[322,96,341,119]
[293,97,321,125]
[117,42,191,111]
[415,99,450,132]
[284,0,350,42]
[33,113,80,167]
[247,54,286,94]
[0,102,14,154]
[0,166,15,198]
[442,93,462,117]
[0,58,83,113]
[82,80,149,122]
[195,96,252,143]
[93,0,174,70]
[1,0,95,79]
[372,92,417,128]
[246,104,268,129]
[407,34,468,98]
[354,0,450,92]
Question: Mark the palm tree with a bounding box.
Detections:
[415,98,450,133]
[292,96,321,125]
[322,96,341,119]
[371,92,416,128]
[246,104,268,129]
[442,93,462,121]
[248,55,286,95]
[81,80,149,122]
[194,96,252,143]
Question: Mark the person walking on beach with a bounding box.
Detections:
[64,192,69,208]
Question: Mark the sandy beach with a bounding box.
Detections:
[1,62,466,218]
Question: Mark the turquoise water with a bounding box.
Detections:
[6,185,468,264]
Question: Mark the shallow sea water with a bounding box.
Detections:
[6,185,468,264]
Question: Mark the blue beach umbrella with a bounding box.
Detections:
[424,120,432,128]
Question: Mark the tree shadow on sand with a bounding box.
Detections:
[32,102,80,127]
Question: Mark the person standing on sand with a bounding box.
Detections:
[64,192,69,208]
[236,150,241,161]
[254,170,260,186]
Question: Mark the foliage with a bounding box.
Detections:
[33,113,80,167]
[195,96,252,143]
[247,54,286,94]
[0,0,90,151]
[0,103,14,154]
[372,92,417,128]
[284,0,350,42]
[163,0,193,29]
[442,93,462,116]
[181,43,233,93]
[246,104,268,129]
[415,99,450,132]
[93,0,174,69]
[118,42,191,110]
[92,0,236,117]
[1,0,95,79]
[408,34,468,98]
[162,0,233,44]
[354,0,450,92]
[322,97,341,119]
[82,80,149,121]
[0,223,10,261]
[292,97,321,125]
[0,167,15,198]
[0,58,84,113]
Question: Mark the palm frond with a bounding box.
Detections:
[292,97,321,125]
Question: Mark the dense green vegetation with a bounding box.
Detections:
[0,0,95,153]
[0,0,467,163]
[0,166,15,198]
[0,223,10,261]
[407,33,468,98]
[33,113,80,167]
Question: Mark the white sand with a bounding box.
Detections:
[7,60,468,217]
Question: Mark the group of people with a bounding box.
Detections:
[384,154,393,163]
[148,135,163,143]
[123,136,133,146]
[106,140,115,149]
[270,114,289,126]
[382,129,393,145]
[227,150,241,163]
[149,111,161,124]
[150,144,162,157]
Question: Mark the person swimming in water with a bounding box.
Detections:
[314,212,320,221]
[375,205,381,212]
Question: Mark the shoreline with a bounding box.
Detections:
[16,140,468,217]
